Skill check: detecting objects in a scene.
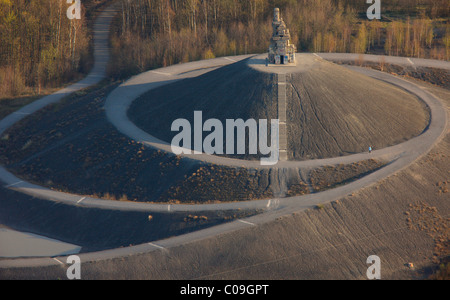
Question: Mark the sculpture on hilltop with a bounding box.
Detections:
[268,8,296,65]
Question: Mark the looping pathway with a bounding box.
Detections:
[0,3,448,268]
[0,52,448,213]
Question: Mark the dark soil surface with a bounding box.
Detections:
[0,81,303,203]
[129,59,278,161]
[0,66,450,280]
[0,61,423,204]
[129,59,430,161]
[0,83,385,204]
[337,61,450,90]
[0,95,44,120]
[13,115,446,280]
[161,166,311,202]
[287,62,430,160]
[0,185,259,254]
[159,165,274,203]
[0,82,276,204]
[310,159,387,192]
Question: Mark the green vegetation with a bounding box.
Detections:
[315,204,325,210]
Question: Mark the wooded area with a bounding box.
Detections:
[1,0,448,96]
[0,0,109,98]
[108,0,449,79]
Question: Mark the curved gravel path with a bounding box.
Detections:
[0,2,448,268]
[106,53,447,170]
[1,53,445,214]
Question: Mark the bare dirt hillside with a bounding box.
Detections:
[129,59,278,160]
[0,83,275,203]
[0,80,385,204]
[1,77,445,280]
[129,59,430,161]
[287,61,430,160]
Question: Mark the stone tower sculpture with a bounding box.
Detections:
[268,8,296,65]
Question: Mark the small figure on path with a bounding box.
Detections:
[369,146,373,154]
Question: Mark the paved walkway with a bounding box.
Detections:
[0,4,119,137]
[0,3,448,267]
[105,53,442,170]
[316,53,450,70]
[0,52,448,213]
[278,73,288,161]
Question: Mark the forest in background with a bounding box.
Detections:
[0,0,109,99]
[0,0,448,97]
[109,0,449,79]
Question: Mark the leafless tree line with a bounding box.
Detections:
[109,0,449,80]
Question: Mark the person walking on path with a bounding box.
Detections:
[369,146,373,154]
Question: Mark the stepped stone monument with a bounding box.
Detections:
[268,8,296,65]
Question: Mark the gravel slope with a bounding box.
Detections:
[287,61,430,160]
[129,59,277,160]
[2,78,445,279]
[129,58,429,161]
